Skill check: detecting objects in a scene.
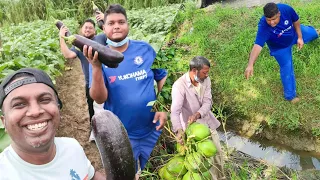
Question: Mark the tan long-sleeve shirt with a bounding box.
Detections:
[170,72,221,132]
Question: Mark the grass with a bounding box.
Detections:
[146,1,320,178]
[169,0,320,137]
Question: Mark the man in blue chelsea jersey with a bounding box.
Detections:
[83,4,168,179]
[244,3,319,103]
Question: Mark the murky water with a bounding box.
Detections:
[217,130,320,170]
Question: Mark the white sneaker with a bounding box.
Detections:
[89,131,95,142]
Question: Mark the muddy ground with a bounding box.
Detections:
[55,58,104,174]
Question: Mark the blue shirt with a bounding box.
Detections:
[70,35,107,87]
[89,36,167,139]
[254,3,299,52]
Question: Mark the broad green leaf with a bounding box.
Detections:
[0,130,11,152]
[146,100,156,107]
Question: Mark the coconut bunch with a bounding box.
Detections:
[158,122,217,180]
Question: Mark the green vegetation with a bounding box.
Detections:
[0,19,79,82]
[145,1,320,178]
[128,4,182,52]
[0,0,183,26]
[140,122,301,179]
[0,119,10,153]
[155,0,320,137]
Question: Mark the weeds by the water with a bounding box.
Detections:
[140,117,301,180]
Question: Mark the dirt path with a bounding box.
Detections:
[55,58,104,173]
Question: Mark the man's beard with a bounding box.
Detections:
[195,72,205,83]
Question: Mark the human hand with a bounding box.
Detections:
[95,11,104,22]
[83,45,101,68]
[153,112,167,131]
[244,65,254,79]
[59,25,69,38]
[188,112,201,124]
[176,129,185,145]
[297,38,304,50]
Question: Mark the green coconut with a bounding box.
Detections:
[184,152,204,172]
[182,171,203,180]
[186,123,211,141]
[185,122,200,137]
[202,157,213,172]
[166,156,188,177]
[185,152,213,173]
[162,166,176,180]
[158,166,166,179]
[202,170,212,180]
[197,139,217,158]
[176,143,186,155]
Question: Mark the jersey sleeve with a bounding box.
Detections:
[286,4,299,22]
[254,18,270,47]
[88,64,108,89]
[152,68,167,81]
[146,42,167,81]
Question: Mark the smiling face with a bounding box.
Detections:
[1,82,60,153]
[81,22,96,39]
[103,13,129,42]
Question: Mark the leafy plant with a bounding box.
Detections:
[0,19,79,82]
[0,114,11,153]
[128,4,182,52]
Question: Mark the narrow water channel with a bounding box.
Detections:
[217,130,320,170]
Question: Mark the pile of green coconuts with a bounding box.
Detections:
[158,122,217,180]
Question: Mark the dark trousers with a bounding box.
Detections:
[85,86,94,126]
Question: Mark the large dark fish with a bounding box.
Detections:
[92,110,136,180]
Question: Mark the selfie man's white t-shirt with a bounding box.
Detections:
[0,137,95,180]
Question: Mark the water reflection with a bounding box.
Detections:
[217,130,320,170]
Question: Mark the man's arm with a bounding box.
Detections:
[170,82,186,144]
[293,20,304,50]
[59,26,77,59]
[170,82,185,132]
[84,45,108,103]
[244,44,263,79]
[156,75,167,93]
